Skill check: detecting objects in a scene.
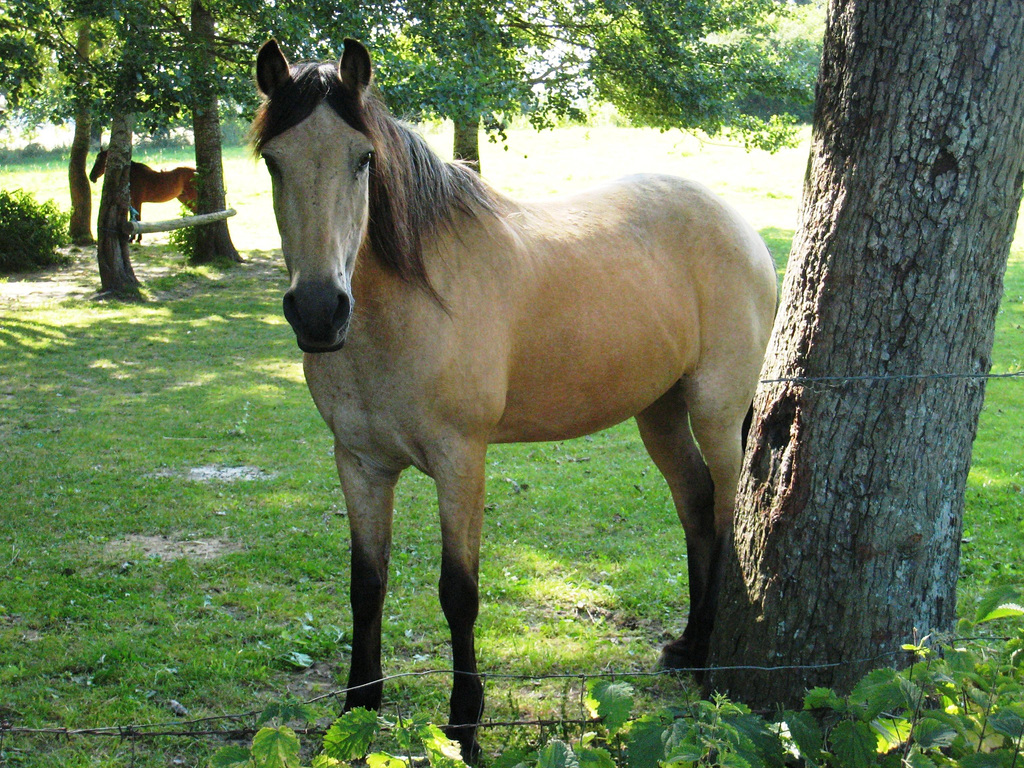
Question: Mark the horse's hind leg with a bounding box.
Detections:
[130,196,143,243]
[636,378,745,671]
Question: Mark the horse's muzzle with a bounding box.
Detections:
[282,284,352,353]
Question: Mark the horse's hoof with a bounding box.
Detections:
[659,638,709,676]
[455,737,481,765]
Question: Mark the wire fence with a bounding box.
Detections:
[2,638,1009,759]
[758,369,1024,388]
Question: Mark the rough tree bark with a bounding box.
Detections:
[94,111,140,298]
[706,0,1024,708]
[189,0,240,264]
[453,115,481,173]
[68,20,94,245]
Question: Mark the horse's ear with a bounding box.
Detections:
[339,38,372,95]
[256,39,291,97]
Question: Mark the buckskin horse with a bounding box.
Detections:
[89,150,198,241]
[252,38,777,760]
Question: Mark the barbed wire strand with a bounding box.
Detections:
[759,370,1024,387]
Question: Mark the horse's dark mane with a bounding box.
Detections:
[251,61,501,300]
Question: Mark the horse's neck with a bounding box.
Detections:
[351,244,444,333]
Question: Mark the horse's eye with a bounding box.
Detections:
[263,154,281,179]
[356,151,373,174]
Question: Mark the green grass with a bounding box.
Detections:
[1,124,1022,767]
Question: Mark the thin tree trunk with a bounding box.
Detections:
[453,116,481,173]
[189,0,240,264]
[706,0,1024,708]
[68,20,94,245]
[95,111,140,298]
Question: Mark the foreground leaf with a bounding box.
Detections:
[626,714,668,768]
[828,721,876,768]
[586,680,635,736]
[367,752,409,768]
[577,746,616,768]
[804,687,847,713]
[538,739,580,768]
[211,744,253,768]
[419,723,466,767]
[251,726,301,768]
[779,710,824,764]
[913,716,960,750]
[849,668,906,721]
[732,712,787,767]
[975,585,1024,624]
[323,708,381,761]
[903,746,938,768]
[987,707,1024,740]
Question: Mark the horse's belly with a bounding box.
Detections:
[492,397,657,443]
[492,343,689,443]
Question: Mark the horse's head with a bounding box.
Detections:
[254,39,375,353]
[88,150,107,183]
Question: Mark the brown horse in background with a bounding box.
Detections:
[89,150,198,240]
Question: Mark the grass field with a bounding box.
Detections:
[1,124,1022,767]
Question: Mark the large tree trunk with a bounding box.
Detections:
[189,0,240,264]
[95,111,140,298]
[706,0,1024,708]
[68,20,94,245]
[453,116,481,173]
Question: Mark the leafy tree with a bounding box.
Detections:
[593,0,818,149]
[1,0,115,244]
[375,0,590,169]
[371,0,817,170]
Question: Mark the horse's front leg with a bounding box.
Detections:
[334,444,399,713]
[433,444,487,762]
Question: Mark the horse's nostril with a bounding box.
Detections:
[333,293,352,329]
[282,292,300,329]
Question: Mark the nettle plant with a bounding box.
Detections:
[214,586,1023,768]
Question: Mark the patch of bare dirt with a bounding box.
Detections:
[285,661,343,701]
[0,247,282,307]
[0,247,167,307]
[104,534,243,562]
[150,464,279,482]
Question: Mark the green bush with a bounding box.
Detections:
[168,207,198,260]
[0,187,71,273]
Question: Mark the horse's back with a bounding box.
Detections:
[539,173,775,350]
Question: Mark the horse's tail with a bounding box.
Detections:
[741,402,755,453]
[740,240,781,456]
